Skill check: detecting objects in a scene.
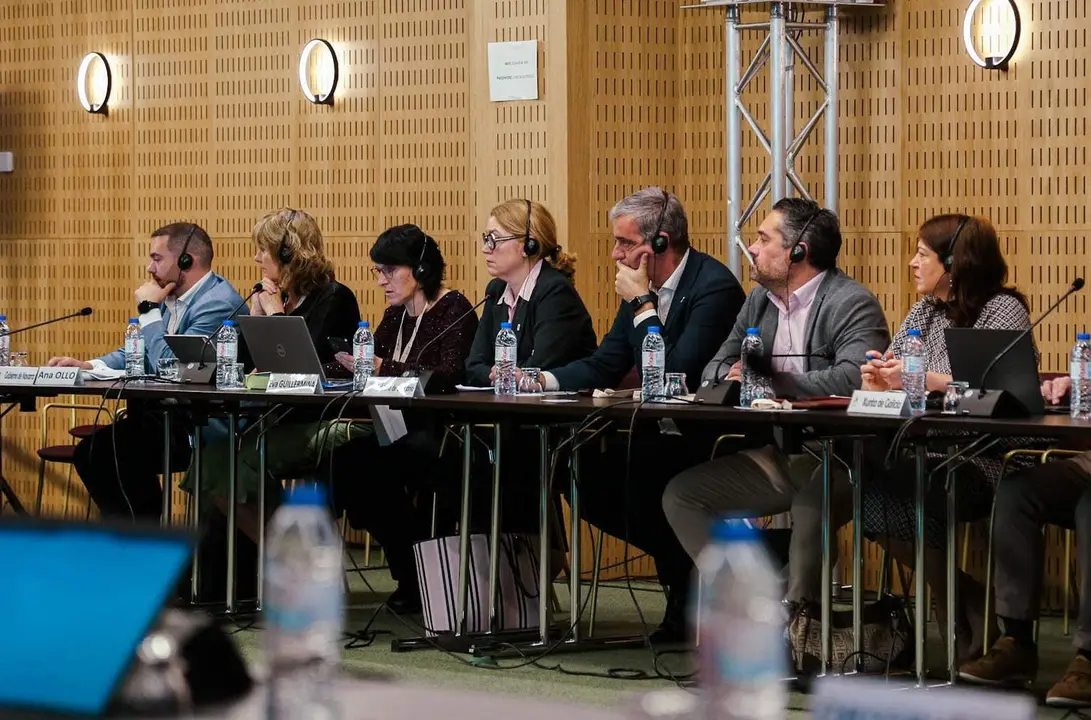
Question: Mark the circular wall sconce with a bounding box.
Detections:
[963,0,1021,70]
[77,52,112,113]
[299,39,339,105]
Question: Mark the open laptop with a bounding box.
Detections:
[0,517,194,717]
[236,315,328,381]
[945,328,1045,416]
[164,334,218,384]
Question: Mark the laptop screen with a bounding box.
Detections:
[0,520,193,716]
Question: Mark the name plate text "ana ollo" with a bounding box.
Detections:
[35,367,82,387]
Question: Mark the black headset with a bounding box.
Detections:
[176,223,196,272]
[277,209,298,265]
[648,190,670,255]
[412,233,432,282]
[788,210,821,265]
[521,199,539,257]
[943,216,970,272]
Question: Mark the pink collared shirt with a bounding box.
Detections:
[497,259,545,324]
[766,271,827,374]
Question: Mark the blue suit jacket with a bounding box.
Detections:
[550,250,746,393]
[97,272,248,372]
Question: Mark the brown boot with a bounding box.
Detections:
[1047,655,1091,708]
[957,636,1037,686]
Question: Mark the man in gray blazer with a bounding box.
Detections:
[662,198,890,607]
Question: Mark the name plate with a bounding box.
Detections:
[266,373,322,395]
[34,367,82,387]
[847,389,910,417]
[813,676,1034,720]
[362,376,425,399]
[0,367,40,385]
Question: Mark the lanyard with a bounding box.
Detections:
[392,302,430,364]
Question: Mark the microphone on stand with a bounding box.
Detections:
[6,307,93,337]
[196,283,263,370]
[401,292,493,394]
[958,278,1085,417]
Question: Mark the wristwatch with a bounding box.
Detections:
[137,300,158,315]
[630,293,657,311]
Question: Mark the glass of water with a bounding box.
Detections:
[518,367,543,395]
[157,357,179,381]
[664,372,689,399]
[9,351,27,367]
[944,381,970,414]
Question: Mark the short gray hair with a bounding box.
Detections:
[609,187,689,251]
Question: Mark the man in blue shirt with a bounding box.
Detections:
[48,222,247,521]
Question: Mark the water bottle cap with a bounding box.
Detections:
[0,315,6,322]
[1079,333,1090,341]
[746,327,759,335]
[907,328,921,337]
[648,326,661,334]
[709,519,758,543]
[128,318,138,324]
[500,322,512,330]
[284,483,328,507]
[360,321,370,328]
[222,320,234,326]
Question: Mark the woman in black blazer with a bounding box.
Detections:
[465,199,597,385]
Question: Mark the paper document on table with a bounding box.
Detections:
[80,368,126,381]
[369,405,407,446]
[455,385,494,392]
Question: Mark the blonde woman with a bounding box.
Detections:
[185,208,363,549]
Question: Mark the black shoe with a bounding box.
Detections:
[385,583,422,614]
[648,584,690,646]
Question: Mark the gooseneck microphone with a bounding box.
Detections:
[408,292,493,371]
[977,277,1085,396]
[5,307,93,336]
[197,283,264,370]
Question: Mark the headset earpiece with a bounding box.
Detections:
[176,224,196,272]
[277,210,298,265]
[943,216,969,272]
[788,210,821,265]
[522,199,539,257]
[412,234,431,282]
[648,189,671,255]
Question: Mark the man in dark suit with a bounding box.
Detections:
[543,187,746,642]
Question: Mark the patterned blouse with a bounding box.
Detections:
[864,291,1045,545]
[889,292,1034,375]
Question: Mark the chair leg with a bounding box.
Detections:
[983,497,998,650]
[61,464,75,520]
[961,523,971,572]
[34,459,47,515]
[1065,528,1073,636]
[364,531,372,567]
[877,548,889,596]
[588,528,605,637]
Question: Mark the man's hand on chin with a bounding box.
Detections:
[135,280,175,306]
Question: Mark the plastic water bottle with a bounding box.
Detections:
[740,328,771,408]
[264,484,344,720]
[642,326,666,400]
[1071,332,1091,420]
[903,328,927,415]
[215,320,239,389]
[124,319,145,377]
[494,321,517,395]
[696,520,786,720]
[0,315,9,367]
[352,321,375,391]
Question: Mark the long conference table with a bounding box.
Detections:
[2,378,1089,689]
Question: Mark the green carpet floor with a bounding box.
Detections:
[227,555,1081,717]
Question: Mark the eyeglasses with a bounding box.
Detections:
[369,265,399,279]
[481,231,522,252]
